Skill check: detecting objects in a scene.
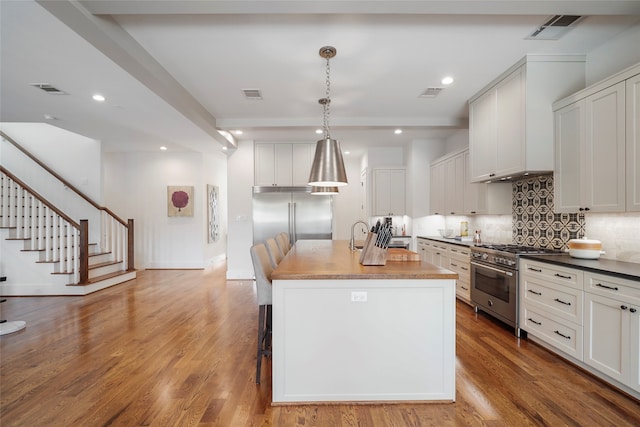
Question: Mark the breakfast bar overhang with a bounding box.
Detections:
[271,240,458,404]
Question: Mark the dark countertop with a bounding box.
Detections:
[521,253,640,282]
[417,236,476,248]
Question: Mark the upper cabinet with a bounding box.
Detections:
[553,63,640,213]
[469,55,586,183]
[627,73,640,212]
[255,143,315,186]
[372,168,406,216]
[430,148,510,215]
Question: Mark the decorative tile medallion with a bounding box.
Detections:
[512,175,585,249]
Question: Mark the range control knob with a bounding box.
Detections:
[481,253,488,260]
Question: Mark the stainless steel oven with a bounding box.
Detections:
[470,259,518,333]
[470,244,562,337]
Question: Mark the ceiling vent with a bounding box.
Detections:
[30,83,67,95]
[419,87,444,98]
[526,15,584,40]
[242,89,263,100]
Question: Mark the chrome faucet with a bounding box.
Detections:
[349,220,369,251]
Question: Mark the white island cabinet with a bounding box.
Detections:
[271,240,457,404]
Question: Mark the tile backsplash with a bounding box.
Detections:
[512,174,640,263]
[512,175,585,249]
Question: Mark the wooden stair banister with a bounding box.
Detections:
[1,131,134,272]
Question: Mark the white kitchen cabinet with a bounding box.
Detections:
[584,272,640,393]
[448,245,471,304]
[417,238,432,264]
[469,55,585,183]
[430,151,465,215]
[519,259,584,360]
[372,168,405,216]
[462,150,511,215]
[627,72,640,212]
[254,143,315,186]
[554,82,626,213]
[429,161,446,215]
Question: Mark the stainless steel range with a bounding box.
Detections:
[470,244,561,337]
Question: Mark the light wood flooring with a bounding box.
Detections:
[1,264,639,426]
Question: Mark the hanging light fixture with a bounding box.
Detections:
[310,186,339,195]
[308,46,348,187]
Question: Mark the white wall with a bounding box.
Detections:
[1,122,102,200]
[586,24,640,85]
[333,155,365,240]
[226,140,255,279]
[103,149,227,270]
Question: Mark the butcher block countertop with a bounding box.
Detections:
[272,240,458,281]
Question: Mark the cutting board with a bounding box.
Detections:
[386,248,421,262]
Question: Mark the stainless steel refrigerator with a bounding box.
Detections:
[252,187,333,245]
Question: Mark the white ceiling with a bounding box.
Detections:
[2,1,640,158]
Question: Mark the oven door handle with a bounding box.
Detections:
[471,261,513,277]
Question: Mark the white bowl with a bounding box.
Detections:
[438,229,455,238]
[568,238,603,259]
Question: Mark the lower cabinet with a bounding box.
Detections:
[584,272,640,392]
[520,260,584,360]
[521,259,640,397]
[418,238,471,304]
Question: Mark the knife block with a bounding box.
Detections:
[359,232,387,266]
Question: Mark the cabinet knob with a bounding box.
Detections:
[621,305,628,310]
[585,207,590,211]
[579,207,584,211]
[630,308,637,313]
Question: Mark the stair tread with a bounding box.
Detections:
[66,270,135,286]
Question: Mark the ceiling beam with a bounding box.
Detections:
[36,0,234,149]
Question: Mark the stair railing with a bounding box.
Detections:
[0,131,134,283]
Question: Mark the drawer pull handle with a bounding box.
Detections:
[554,298,571,306]
[451,263,458,267]
[528,267,542,272]
[555,273,571,279]
[461,286,468,291]
[595,283,619,291]
[528,318,541,326]
[461,266,469,271]
[554,330,571,340]
[528,290,542,296]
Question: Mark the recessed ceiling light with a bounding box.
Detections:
[441,76,454,85]
[344,151,350,155]
[160,146,167,151]
[394,129,403,135]
[315,129,323,134]
[43,114,57,120]
[92,94,105,102]
[232,130,243,135]
[222,146,228,151]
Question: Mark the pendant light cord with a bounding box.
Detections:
[323,53,331,140]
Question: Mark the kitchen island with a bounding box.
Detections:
[270,240,458,404]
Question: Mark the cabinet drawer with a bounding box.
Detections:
[448,259,470,282]
[521,305,583,361]
[585,272,640,305]
[521,276,583,325]
[520,259,583,290]
[449,246,471,260]
[456,279,471,301]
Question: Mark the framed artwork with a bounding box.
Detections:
[207,184,220,242]
[167,186,194,217]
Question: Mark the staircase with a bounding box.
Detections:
[0,133,136,296]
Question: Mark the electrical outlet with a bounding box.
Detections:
[351,291,367,302]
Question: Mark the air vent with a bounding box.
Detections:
[419,87,444,98]
[242,89,263,100]
[526,15,584,40]
[30,83,67,95]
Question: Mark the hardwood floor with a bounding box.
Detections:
[1,264,639,426]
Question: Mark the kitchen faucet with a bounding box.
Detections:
[349,220,369,251]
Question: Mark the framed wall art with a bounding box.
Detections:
[207,184,220,242]
[167,185,194,217]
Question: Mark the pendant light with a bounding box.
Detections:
[308,46,348,187]
[310,186,339,195]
